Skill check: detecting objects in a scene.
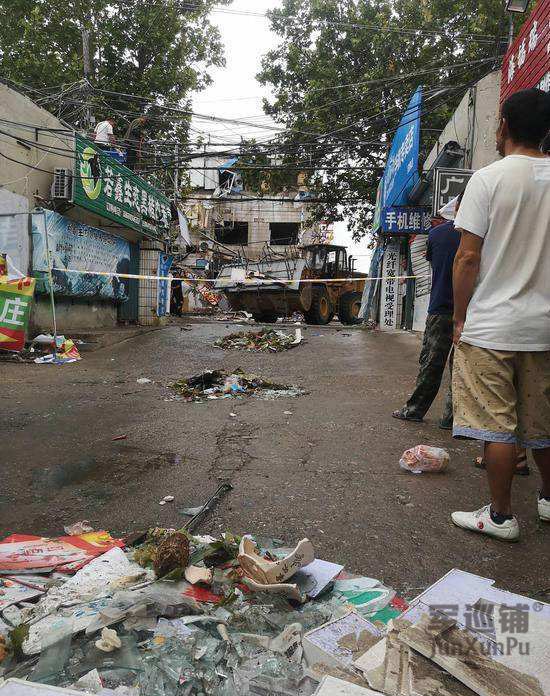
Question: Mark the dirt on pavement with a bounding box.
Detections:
[1,319,548,601]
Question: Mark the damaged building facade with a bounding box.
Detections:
[186,152,330,263]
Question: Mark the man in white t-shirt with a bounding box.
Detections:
[450,88,550,542]
[93,117,116,148]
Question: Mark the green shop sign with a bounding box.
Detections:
[73,135,171,237]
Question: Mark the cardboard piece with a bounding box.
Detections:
[0,532,124,574]
[408,648,477,696]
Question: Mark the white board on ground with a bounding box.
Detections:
[0,679,83,695]
[313,675,384,695]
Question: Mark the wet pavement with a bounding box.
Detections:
[1,319,549,601]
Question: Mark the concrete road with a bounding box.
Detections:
[1,320,548,600]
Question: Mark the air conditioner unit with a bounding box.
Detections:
[51,168,73,200]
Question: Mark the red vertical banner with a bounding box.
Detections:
[501,0,550,104]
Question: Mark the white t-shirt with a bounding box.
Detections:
[94,120,113,144]
[454,155,550,351]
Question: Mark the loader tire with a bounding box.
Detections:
[252,312,279,324]
[339,292,362,325]
[304,287,333,325]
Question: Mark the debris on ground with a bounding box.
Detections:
[0,531,124,574]
[136,377,152,385]
[63,521,94,536]
[33,337,82,364]
[399,445,449,474]
[0,522,546,695]
[0,526,406,695]
[214,311,255,323]
[179,484,233,533]
[353,568,550,696]
[215,328,303,352]
[170,369,304,402]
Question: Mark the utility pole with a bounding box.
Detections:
[508,13,515,46]
[81,26,93,132]
[82,28,91,79]
[174,142,180,201]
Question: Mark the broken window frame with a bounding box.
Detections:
[214,221,249,246]
[269,222,301,246]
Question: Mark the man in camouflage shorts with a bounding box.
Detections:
[392,200,461,429]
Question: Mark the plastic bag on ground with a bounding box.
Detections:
[399,445,449,474]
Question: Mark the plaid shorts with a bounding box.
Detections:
[452,342,550,448]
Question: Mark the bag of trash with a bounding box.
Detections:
[399,445,449,474]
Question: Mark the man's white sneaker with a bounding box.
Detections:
[538,495,550,522]
[451,504,519,541]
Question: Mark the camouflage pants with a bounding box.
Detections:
[404,313,454,422]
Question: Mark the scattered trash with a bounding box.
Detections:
[112,434,127,441]
[354,568,550,696]
[399,445,450,474]
[171,369,304,402]
[180,483,233,532]
[215,328,303,352]
[10,524,539,696]
[284,410,293,415]
[0,531,124,574]
[238,536,315,585]
[33,337,82,364]
[95,627,121,652]
[184,565,214,585]
[152,530,190,578]
[160,495,175,504]
[63,521,94,536]
[180,505,203,517]
[136,377,151,384]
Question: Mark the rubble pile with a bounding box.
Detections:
[170,369,304,402]
[0,526,547,695]
[215,329,302,353]
[0,526,404,696]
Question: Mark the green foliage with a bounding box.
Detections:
[0,0,231,133]
[257,0,518,239]
[0,0,230,95]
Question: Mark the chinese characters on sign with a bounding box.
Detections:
[382,87,422,208]
[379,240,401,332]
[0,276,36,352]
[73,135,172,237]
[501,1,550,104]
[31,210,131,301]
[157,254,174,317]
[433,168,473,215]
[382,206,432,234]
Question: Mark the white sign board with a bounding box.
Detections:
[379,240,401,331]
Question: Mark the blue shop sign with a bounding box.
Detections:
[382,206,431,234]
